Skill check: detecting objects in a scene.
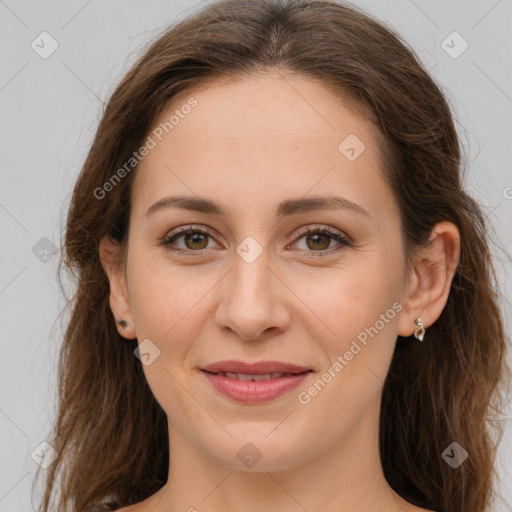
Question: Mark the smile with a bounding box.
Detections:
[201,370,312,403]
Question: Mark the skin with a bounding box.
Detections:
[100,71,460,512]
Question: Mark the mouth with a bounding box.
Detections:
[201,359,312,375]
[200,360,313,403]
[203,371,308,381]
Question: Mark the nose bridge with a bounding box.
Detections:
[227,231,273,301]
[215,243,289,340]
[229,246,273,312]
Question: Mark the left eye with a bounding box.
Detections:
[292,228,350,252]
[161,226,350,255]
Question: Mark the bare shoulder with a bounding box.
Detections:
[110,501,439,512]
[83,501,144,511]
[113,503,146,512]
[112,503,439,512]
[397,499,440,512]
[406,505,440,512]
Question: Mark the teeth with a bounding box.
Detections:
[217,372,293,380]
[252,374,272,381]
[237,373,254,381]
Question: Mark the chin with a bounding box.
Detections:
[203,432,311,473]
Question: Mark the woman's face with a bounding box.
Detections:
[114,72,415,471]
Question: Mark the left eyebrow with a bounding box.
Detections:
[144,194,371,219]
[276,196,371,219]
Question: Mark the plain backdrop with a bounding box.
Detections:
[1,0,511,510]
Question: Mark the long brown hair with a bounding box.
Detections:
[36,1,510,511]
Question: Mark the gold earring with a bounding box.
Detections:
[413,317,425,342]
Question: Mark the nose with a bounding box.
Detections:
[215,250,291,342]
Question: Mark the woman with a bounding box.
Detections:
[36,0,510,511]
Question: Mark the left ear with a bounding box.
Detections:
[397,221,461,337]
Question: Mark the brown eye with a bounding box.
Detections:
[304,232,331,251]
[182,232,209,250]
[292,226,351,256]
[161,226,218,253]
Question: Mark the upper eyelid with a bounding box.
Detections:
[294,224,345,238]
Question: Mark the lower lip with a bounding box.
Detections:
[201,371,311,403]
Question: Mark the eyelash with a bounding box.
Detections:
[160,224,351,258]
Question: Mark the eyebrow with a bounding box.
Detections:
[145,194,371,219]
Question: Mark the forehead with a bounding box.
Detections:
[132,72,394,221]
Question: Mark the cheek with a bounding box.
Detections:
[127,251,221,356]
[128,266,177,339]
[298,256,401,346]
[126,254,216,423]
[296,257,402,403]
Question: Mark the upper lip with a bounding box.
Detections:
[201,360,312,375]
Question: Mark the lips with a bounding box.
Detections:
[200,360,313,403]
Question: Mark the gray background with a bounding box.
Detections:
[1,0,511,510]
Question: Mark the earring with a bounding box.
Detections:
[117,318,129,329]
[413,317,425,342]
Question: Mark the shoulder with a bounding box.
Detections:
[401,502,440,512]
[83,494,157,512]
[82,504,122,512]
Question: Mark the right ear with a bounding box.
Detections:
[99,235,137,339]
